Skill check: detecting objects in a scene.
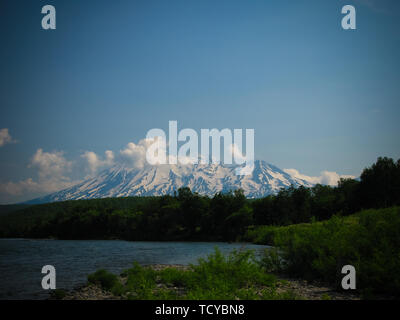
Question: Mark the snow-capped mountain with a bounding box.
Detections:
[26,160,314,204]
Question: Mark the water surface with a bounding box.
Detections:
[0,239,268,300]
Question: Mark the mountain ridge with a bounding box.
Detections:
[25,160,314,204]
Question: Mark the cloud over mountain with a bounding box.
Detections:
[0,139,357,203]
[82,150,114,175]
[283,168,355,186]
[0,149,78,202]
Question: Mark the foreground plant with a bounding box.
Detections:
[87,248,299,300]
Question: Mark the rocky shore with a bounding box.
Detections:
[58,264,360,300]
[274,276,360,300]
[59,264,189,300]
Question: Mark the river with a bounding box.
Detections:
[0,239,268,300]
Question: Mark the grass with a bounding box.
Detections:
[87,248,299,300]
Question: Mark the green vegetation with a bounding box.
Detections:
[251,207,400,297]
[0,157,398,243]
[0,204,31,217]
[88,269,119,290]
[1,156,399,298]
[87,248,299,300]
[0,189,249,240]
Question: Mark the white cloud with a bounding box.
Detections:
[0,139,167,202]
[81,150,114,175]
[0,128,16,147]
[284,168,355,186]
[0,178,39,196]
[120,138,204,167]
[82,139,164,173]
[30,149,72,180]
[0,139,158,202]
[0,149,78,198]
[120,139,158,169]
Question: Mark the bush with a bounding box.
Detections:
[260,247,286,273]
[243,225,277,244]
[123,262,157,299]
[88,269,118,290]
[262,207,400,297]
[159,267,191,287]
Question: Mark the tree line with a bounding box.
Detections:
[0,157,399,241]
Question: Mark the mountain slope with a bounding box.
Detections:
[26,160,314,204]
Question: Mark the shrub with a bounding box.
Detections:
[159,267,190,287]
[123,262,157,299]
[87,269,118,290]
[263,207,400,297]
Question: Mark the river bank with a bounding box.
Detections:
[58,264,360,301]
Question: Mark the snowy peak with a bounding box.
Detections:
[26,160,314,204]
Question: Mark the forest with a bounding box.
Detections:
[0,156,399,242]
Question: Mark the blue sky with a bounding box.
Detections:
[0,0,400,203]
